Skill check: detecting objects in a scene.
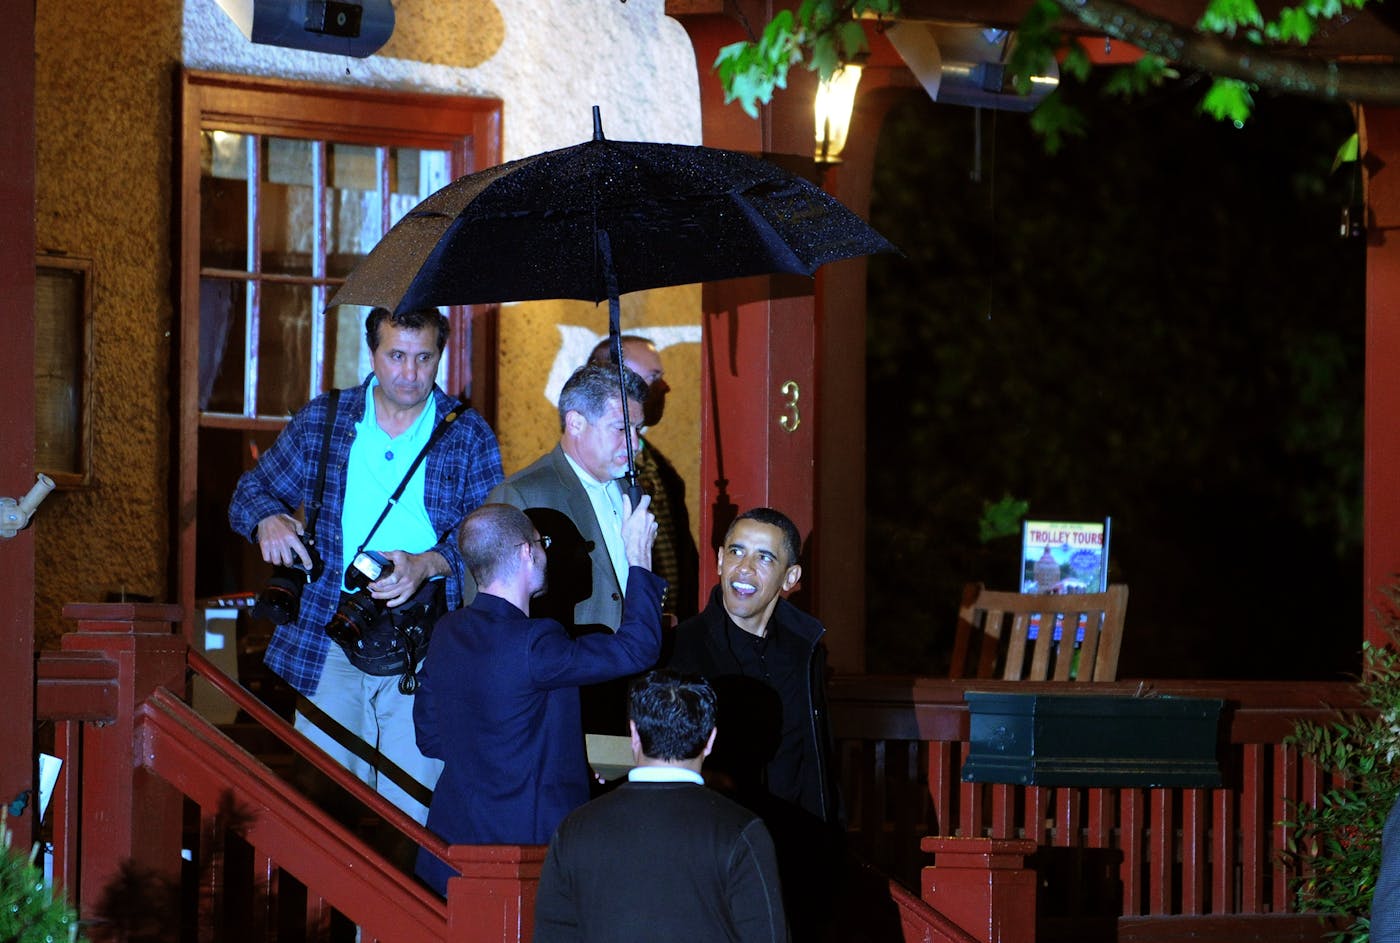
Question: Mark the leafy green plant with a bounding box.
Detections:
[0,818,81,943]
[977,495,1029,544]
[1283,608,1400,943]
[713,0,900,117]
[716,0,1380,147]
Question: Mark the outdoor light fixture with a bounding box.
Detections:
[814,63,864,164]
[885,23,1058,112]
[214,0,395,57]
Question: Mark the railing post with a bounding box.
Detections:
[59,602,186,920]
[921,836,1037,943]
[445,844,546,942]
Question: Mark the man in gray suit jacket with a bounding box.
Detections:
[486,361,650,633]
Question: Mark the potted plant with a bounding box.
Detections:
[1284,620,1400,943]
[0,817,81,942]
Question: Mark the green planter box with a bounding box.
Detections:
[960,691,1224,787]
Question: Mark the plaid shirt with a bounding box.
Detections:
[229,377,503,695]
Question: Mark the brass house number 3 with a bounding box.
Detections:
[778,380,801,433]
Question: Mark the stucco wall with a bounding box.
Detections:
[33,3,183,646]
[32,0,705,643]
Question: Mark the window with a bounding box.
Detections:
[178,71,501,640]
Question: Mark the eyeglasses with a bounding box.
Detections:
[521,535,552,551]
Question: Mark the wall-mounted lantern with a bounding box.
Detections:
[814,63,864,164]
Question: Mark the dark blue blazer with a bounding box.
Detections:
[414,567,664,895]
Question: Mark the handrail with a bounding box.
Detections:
[45,605,1360,943]
[138,685,448,941]
[828,675,1365,741]
[186,648,456,869]
[827,674,1364,932]
[888,878,981,943]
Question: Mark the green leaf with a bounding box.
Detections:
[978,495,1030,543]
[1199,77,1255,126]
[835,19,869,63]
[809,33,840,80]
[1061,44,1093,83]
[1265,7,1318,43]
[1199,0,1265,34]
[1103,55,1178,98]
[1332,132,1359,171]
[1006,0,1064,96]
[1030,91,1087,155]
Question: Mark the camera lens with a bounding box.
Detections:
[252,567,306,625]
[327,591,383,645]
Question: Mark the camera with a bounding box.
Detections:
[327,589,383,645]
[326,551,394,643]
[251,538,322,626]
[345,550,393,591]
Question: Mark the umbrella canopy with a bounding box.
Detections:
[328,109,897,314]
[329,108,897,497]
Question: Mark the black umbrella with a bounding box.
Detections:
[329,107,897,496]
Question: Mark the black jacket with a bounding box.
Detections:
[668,589,840,826]
[534,781,787,943]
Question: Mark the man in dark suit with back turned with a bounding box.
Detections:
[534,670,788,943]
[412,500,662,897]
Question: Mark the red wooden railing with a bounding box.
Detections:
[36,603,1360,942]
[828,675,1359,941]
[37,603,544,942]
[36,604,977,942]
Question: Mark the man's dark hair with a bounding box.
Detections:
[629,670,717,762]
[727,507,802,568]
[458,503,535,585]
[557,362,647,431]
[365,307,450,353]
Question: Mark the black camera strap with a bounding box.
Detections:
[352,394,470,559]
[303,391,339,550]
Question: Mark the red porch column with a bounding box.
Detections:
[1363,105,1400,650]
[673,1,820,571]
[921,836,1038,943]
[0,0,37,850]
[58,602,185,918]
[444,844,546,942]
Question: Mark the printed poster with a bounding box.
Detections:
[1020,518,1111,642]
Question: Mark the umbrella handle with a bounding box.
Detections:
[598,230,645,506]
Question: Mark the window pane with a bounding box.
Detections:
[326,304,373,391]
[199,277,248,414]
[201,131,250,271]
[34,266,86,476]
[257,282,313,415]
[387,147,451,226]
[261,137,316,276]
[203,129,250,180]
[326,143,382,279]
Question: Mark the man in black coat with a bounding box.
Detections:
[667,507,842,941]
[534,670,787,943]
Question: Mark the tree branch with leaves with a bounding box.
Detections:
[715,0,1398,147]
